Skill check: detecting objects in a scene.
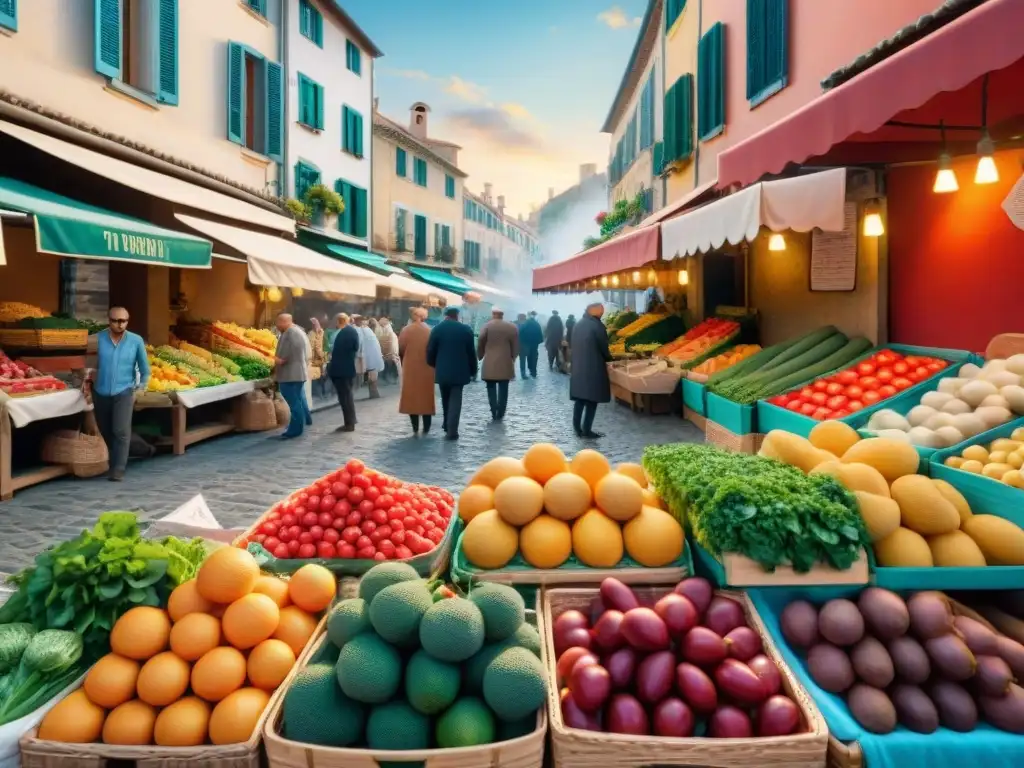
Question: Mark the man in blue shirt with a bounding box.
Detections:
[92,306,150,481]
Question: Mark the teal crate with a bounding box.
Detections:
[682,377,707,415]
[755,344,979,439]
[706,391,756,435]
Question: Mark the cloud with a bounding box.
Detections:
[597,6,641,29]
[383,68,432,81]
[444,76,488,104]
[500,102,531,120]
[445,107,547,154]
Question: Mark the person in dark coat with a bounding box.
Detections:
[327,313,360,432]
[565,314,576,346]
[569,302,612,439]
[544,310,564,371]
[517,312,543,378]
[426,306,478,440]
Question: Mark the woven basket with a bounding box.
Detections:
[705,420,763,454]
[273,392,290,426]
[542,586,829,768]
[0,328,89,349]
[234,391,278,432]
[41,425,108,478]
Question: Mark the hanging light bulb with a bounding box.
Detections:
[677,269,689,286]
[611,274,620,287]
[933,153,959,193]
[267,286,283,302]
[600,275,608,287]
[632,270,641,283]
[975,131,999,185]
[647,269,657,285]
[290,287,304,297]
[862,199,884,237]
[768,233,787,252]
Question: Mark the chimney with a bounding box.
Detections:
[580,163,597,182]
[373,97,379,112]
[548,187,555,201]
[483,183,493,204]
[409,102,430,139]
[497,195,506,210]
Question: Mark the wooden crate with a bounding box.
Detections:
[705,420,763,454]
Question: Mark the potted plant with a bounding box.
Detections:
[285,198,312,224]
[303,184,345,228]
[436,243,457,264]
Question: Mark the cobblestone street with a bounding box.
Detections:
[0,371,703,572]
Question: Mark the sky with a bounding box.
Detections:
[342,0,648,219]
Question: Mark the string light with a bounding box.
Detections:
[975,130,999,185]
[862,199,884,237]
[611,274,620,287]
[677,269,688,286]
[290,287,304,297]
[933,153,959,193]
[768,234,786,252]
[600,275,608,287]
[266,286,283,302]
[632,270,641,283]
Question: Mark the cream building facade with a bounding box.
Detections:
[371,102,467,265]
[462,185,505,278]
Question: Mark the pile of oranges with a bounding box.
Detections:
[38,548,335,747]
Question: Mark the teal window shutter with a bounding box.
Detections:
[156,0,179,104]
[653,141,664,175]
[354,187,368,238]
[746,0,789,105]
[226,42,245,145]
[434,223,440,255]
[396,147,407,177]
[697,23,726,141]
[672,74,694,161]
[346,40,362,75]
[342,106,352,152]
[299,0,323,46]
[335,180,351,233]
[414,158,427,186]
[445,175,455,199]
[298,73,309,126]
[315,82,324,130]
[315,9,323,46]
[247,0,266,17]
[663,81,677,164]
[354,110,363,156]
[414,215,427,260]
[665,0,687,31]
[0,0,16,32]
[265,60,283,161]
[94,0,121,79]
[296,162,320,200]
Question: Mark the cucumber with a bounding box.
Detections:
[753,337,874,400]
[756,326,841,373]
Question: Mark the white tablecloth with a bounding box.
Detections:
[175,380,255,409]
[2,389,87,429]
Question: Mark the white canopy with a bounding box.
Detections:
[387,272,462,305]
[176,215,378,296]
[661,168,848,259]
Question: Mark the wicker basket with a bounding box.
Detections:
[234,391,278,432]
[41,426,108,478]
[273,392,289,426]
[541,585,829,768]
[0,328,89,349]
[705,420,763,454]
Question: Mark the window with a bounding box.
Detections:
[335,179,367,238]
[342,106,364,157]
[0,0,17,31]
[413,157,427,187]
[652,141,665,174]
[396,147,407,177]
[346,40,362,75]
[624,110,638,168]
[434,223,452,260]
[663,74,694,164]
[746,0,788,106]
[299,0,323,47]
[297,73,324,130]
[294,161,320,201]
[639,74,655,151]
[464,240,481,271]
[413,215,427,260]
[226,41,283,160]
[246,0,265,16]
[665,0,686,31]
[697,23,726,141]
[94,0,179,105]
[444,175,456,199]
[394,208,408,251]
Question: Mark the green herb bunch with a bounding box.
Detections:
[643,444,868,573]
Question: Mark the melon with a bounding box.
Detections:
[570,449,611,489]
[470,457,527,489]
[874,527,933,567]
[523,443,568,483]
[519,514,572,569]
[458,484,495,523]
[640,487,664,509]
[493,476,544,526]
[808,420,861,457]
[461,510,519,569]
[615,463,647,487]
[622,506,683,567]
[542,472,592,521]
[571,509,623,568]
[594,472,643,522]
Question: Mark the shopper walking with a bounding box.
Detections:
[307,317,327,399]
[328,313,360,432]
[545,310,564,371]
[91,306,150,481]
[569,302,612,439]
[518,311,543,378]
[398,307,435,435]
[379,317,401,384]
[477,308,519,421]
[565,314,576,346]
[274,313,311,439]
[354,316,384,399]
[426,306,477,441]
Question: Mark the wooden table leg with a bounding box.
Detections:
[172,404,186,456]
[1,412,12,501]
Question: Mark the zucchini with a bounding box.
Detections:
[737,333,850,394]
[753,337,874,400]
[707,336,798,388]
[756,327,840,373]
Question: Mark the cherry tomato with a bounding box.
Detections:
[813,407,832,421]
[370,508,388,525]
[300,512,318,528]
[365,486,381,502]
[391,529,406,545]
[317,541,336,558]
[308,525,324,542]
[914,366,930,379]
[813,380,829,392]
[307,496,321,512]
[273,543,290,559]
[353,474,373,491]
[358,499,376,516]
[837,370,858,385]
[892,362,909,375]
[826,395,848,410]
[330,481,348,498]
[926,361,945,373]
[832,409,851,418]
[847,400,864,412]
[426,528,444,543]
[859,376,880,390]
[856,362,876,376]
[785,400,802,412]
[287,525,302,540]
[874,351,897,365]
[361,520,378,535]
[768,395,788,406]
[892,377,912,390]
[337,543,356,559]
[395,545,414,560]
[264,536,281,551]
[377,540,397,559]
[877,384,897,398]
[345,511,362,527]
[298,532,314,545]
[280,513,297,527]
[277,527,294,543]
[376,494,395,510]
[904,356,923,367]
[342,526,361,544]
[356,546,377,559]
[862,390,882,405]
[906,371,923,383]
[825,382,844,396]
[260,521,279,536]
[799,387,814,399]
[322,528,340,544]
[287,539,301,555]
[318,511,334,528]
[348,487,365,504]
[346,459,365,475]
[876,368,894,383]
[799,402,817,416]
[845,385,864,400]
[810,392,828,405]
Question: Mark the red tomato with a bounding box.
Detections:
[926,361,945,373]
[317,541,336,558]
[799,387,815,399]
[298,532,313,545]
[826,395,848,411]
[810,392,828,405]
[837,370,859,385]
[273,544,290,559]
[369,508,388,525]
[267,510,281,521]
[338,471,352,486]
[361,520,378,535]
[914,366,930,379]
[892,377,912,390]
[264,536,281,551]
[260,521,279,536]
[768,395,788,406]
[356,535,372,550]
[904,356,923,367]
[856,362,875,377]
[317,512,333,528]
[906,372,923,383]
[330,481,347,497]
[799,402,817,415]
[346,459,365,475]
[825,382,845,396]
[317,495,334,513]
[341,526,361,544]
[277,527,294,543]
[813,407,832,421]
[785,400,802,412]
[322,528,340,544]
[376,494,395,510]
[301,512,319,528]
[337,543,356,559]
[348,487,365,504]
[832,409,851,418]
[287,525,301,540]
[847,400,864,412]
[395,544,414,560]
[356,546,376,559]
[280,513,297,527]
[876,368,894,383]
[297,492,310,504]
[845,385,864,399]
[892,362,909,375]
[859,377,880,390]
[813,380,829,392]
[353,474,373,491]
[392,529,407,545]
[862,390,882,405]
[426,528,444,543]
[287,540,301,555]
[358,499,375,516]
[377,540,397,559]
[307,496,321,512]
[878,384,898,398]
[874,351,898,366]
[365,486,381,502]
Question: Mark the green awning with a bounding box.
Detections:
[0,177,212,268]
[408,267,471,295]
[326,244,404,275]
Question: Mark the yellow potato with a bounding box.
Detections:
[962,445,989,463]
[989,451,1009,465]
[991,439,1021,454]
[959,460,985,474]
[1012,427,1024,442]
[1008,452,1024,470]
[1003,470,1024,489]
[982,463,1014,480]
[944,456,965,469]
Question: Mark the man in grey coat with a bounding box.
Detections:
[477,308,520,421]
[569,302,612,439]
[274,313,312,439]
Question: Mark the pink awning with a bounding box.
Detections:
[718,0,1024,188]
[532,225,660,291]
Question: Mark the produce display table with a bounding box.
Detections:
[609,361,682,415]
[0,389,86,500]
[135,381,255,456]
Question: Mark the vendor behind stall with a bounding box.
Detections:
[92,307,150,482]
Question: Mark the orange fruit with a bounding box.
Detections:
[167,579,215,622]
[616,463,648,487]
[542,472,592,521]
[272,605,319,655]
[196,547,259,604]
[137,651,191,707]
[38,690,105,743]
[458,484,495,523]
[222,593,280,649]
[103,699,158,745]
[154,697,210,747]
[209,688,270,745]
[110,607,172,661]
[571,449,611,489]
[594,472,644,522]
[470,457,527,488]
[84,653,140,709]
[641,487,664,510]
[170,613,222,661]
[252,575,291,608]
[494,476,544,526]
[192,647,247,702]
[287,564,336,613]
[523,443,568,483]
[247,639,296,690]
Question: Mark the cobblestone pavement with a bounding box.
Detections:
[0,371,703,572]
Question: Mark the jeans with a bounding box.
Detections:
[279,381,310,437]
[94,389,134,474]
[519,346,538,377]
[485,380,509,419]
[572,399,598,435]
[332,377,356,427]
[439,384,464,436]
[410,414,433,433]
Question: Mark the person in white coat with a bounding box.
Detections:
[354,315,384,399]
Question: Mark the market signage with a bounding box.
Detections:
[36,216,212,268]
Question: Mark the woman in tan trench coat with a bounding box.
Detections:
[398,308,436,435]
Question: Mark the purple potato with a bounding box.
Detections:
[709,705,752,738]
[589,596,606,626]
[928,680,978,732]
[780,600,820,649]
[974,655,1015,696]
[605,693,650,735]
[748,654,782,697]
[675,662,718,713]
[997,636,1024,679]
[847,684,897,734]
[554,609,590,634]
[807,643,855,693]
[925,633,976,681]
[857,587,910,640]
[978,682,1024,734]
[818,599,865,647]
[953,615,1000,655]
[757,695,801,737]
[907,591,954,640]
[850,636,895,688]
[653,698,695,737]
[891,684,939,733]
[705,596,747,637]
[620,608,670,651]
[888,635,931,684]
[557,647,595,683]
[674,577,714,616]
